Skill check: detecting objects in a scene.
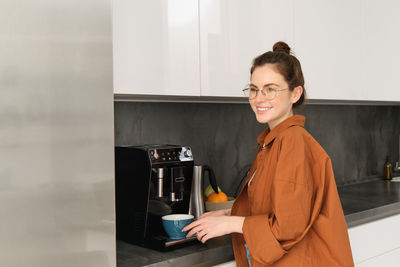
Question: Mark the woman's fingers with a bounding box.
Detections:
[190,222,214,242]
[200,232,211,243]
[184,215,234,242]
[182,219,201,232]
[198,211,217,219]
[198,228,215,243]
[198,209,227,219]
[196,229,207,242]
[197,214,208,220]
[186,224,202,238]
[197,213,211,219]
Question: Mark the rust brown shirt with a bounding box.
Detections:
[231,115,354,267]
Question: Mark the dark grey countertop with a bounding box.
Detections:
[117,236,233,267]
[338,179,400,227]
[118,179,400,267]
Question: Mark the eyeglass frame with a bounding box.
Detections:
[242,84,290,100]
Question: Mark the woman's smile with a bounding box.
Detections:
[256,106,272,114]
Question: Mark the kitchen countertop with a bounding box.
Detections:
[117,179,400,267]
[117,236,233,267]
[338,179,400,227]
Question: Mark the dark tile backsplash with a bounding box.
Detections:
[114,102,400,196]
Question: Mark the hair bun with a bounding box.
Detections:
[273,41,291,54]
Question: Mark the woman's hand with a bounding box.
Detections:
[182,212,244,243]
[198,208,231,219]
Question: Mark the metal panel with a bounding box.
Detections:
[0,0,115,266]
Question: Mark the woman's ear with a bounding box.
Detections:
[291,86,303,104]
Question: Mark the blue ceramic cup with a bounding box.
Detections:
[161,214,194,239]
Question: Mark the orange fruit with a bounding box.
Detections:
[206,191,228,202]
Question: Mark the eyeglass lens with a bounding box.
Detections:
[246,88,276,100]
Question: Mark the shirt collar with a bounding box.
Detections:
[257,115,306,148]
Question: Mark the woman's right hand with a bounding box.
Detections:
[198,208,231,219]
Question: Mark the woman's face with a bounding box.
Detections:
[249,64,301,129]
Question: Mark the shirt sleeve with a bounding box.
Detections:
[242,133,321,265]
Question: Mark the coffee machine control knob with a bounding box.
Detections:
[179,146,193,161]
[184,149,192,158]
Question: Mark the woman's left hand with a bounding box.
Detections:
[182,215,244,243]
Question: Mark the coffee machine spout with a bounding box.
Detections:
[157,168,164,198]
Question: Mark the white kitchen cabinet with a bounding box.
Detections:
[356,247,400,267]
[348,213,400,265]
[361,0,400,102]
[113,0,200,96]
[199,0,294,97]
[212,260,236,267]
[293,0,363,101]
[113,0,400,102]
[213,214,400,266]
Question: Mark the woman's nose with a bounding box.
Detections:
[254,91,266,103]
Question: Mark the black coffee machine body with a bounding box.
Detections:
[115,144,196,250]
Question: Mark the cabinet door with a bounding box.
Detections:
[113,0,200,96]
[294,0,363,100]
[200,0,294,97]
[356,247,400,267]
[212,260,236,267]
[361,0,400,101]
[348,213,400,264]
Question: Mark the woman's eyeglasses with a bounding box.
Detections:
[242,86,289,100]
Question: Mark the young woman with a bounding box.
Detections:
[183,42,354,266]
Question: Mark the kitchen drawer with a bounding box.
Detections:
[348,213,400,263]
[356,246,400,267]
[212,260,236,267]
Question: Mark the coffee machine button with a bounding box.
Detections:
[168,157,172,160]
[184,150,192,158]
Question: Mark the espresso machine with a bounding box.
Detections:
[115,144,197,250]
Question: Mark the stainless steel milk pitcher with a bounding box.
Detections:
[189,165,218,218]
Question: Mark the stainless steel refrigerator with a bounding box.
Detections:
[0,0,115,266]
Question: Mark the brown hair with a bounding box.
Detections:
[250,41,306,108]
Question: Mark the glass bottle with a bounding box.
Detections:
[384,156,392,180]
